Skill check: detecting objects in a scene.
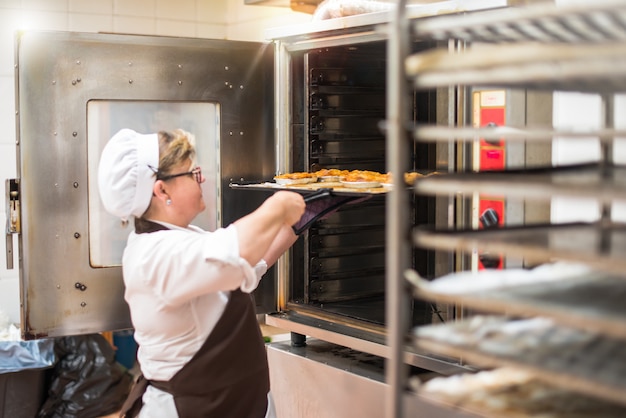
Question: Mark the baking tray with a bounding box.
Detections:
[412,315,626,407]
[412,0,626,45]
[229,180,389,196]
[413,125,626,144]
[413,163,626,204]
[409,268,626,340]
[406,41,626,93]
[413,222,626,275]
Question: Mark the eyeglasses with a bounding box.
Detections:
[150,166,202,183]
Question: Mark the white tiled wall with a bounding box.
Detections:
[0,0,311,325]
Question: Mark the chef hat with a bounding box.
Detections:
[98,128,159,221]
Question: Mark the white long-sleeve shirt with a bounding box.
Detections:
[122,221,275,417]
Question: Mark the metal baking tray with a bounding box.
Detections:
[406,41,626,93]
[412,0,626,45]
[412,315,626,407]
[410,269,626,340]
[229,181,389,196]
[413,125,626,144]
[413,222,626,275]
[413,163,626,204]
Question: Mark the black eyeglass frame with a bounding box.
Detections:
[149,165,202,183]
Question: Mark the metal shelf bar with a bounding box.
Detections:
[412,0,626,45]
[406,42,626,93]
[411,271,626,341]
[412,317,626,408]
[413,125,626,144]
[413,163,626,204]
[413,222,626,275]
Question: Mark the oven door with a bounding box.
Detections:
[12,30,275,339]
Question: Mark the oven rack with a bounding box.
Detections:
[412,0,626,45]
[413,163,626,204]
[408,270,626,341]
[413,222,626,276]
[405,41,626,93]
[411,316,626,408]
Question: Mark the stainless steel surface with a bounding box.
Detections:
[396,0,626,412]
[406,2,626,93]
[269,21,451,379]
[409,43,626,93]
[275,38,293,312]
[412,0,626,44]
[386,1,410,416]
[413,317,626,408]
[16,31,275,338]
[268,339,386,418]
[414,222,626,275]
[413,271,626,341]
[414,125,626,143]
[268,338,484,418]
[265,312,471,375]
[415,163,626,204]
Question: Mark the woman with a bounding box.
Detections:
[97,128,305,418]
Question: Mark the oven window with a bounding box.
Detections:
[86,101,220,268]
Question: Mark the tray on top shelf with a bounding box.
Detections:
[408,266,626,340]
[405,41,626,93]
[412,0,626,45]
[229,181,389,196]
[413,163,626,204]
[412,316,626,408]
[413,222,626,275]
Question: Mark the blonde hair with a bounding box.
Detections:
[157,129,197,176]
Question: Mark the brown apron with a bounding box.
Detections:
[120,220,270,418]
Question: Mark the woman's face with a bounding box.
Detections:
[164,159,206,225]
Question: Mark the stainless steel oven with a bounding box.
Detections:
[261,36,459,361]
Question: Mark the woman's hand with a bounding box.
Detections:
[267,191,306,226]
[234,191,304,267]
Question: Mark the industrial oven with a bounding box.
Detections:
[6,1,519,416]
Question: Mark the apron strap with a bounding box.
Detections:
[119,374,149,418]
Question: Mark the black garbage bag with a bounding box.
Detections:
[38,333,132,418]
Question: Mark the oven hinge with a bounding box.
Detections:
[5,179,20,269]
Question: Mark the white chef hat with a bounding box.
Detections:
[98,128,159,221]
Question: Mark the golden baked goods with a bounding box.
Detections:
[404,172,422,185]
[275,172,317,180]
[314,168,349,178]
[343,170,388,183]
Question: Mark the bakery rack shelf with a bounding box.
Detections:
[385,0,626,417]
[413,125,626,144]
[404,0,626,93]
[405,41,626,93]
[412,0,626,45]
[407,268,626,341]
[413,222,626,276]
[413,163,626,204]
[412,316,626,408]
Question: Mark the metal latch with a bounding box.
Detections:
[5,179,19,269]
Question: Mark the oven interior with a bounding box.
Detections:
[287,40,442,329]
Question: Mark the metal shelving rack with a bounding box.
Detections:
[386,0,626,417]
